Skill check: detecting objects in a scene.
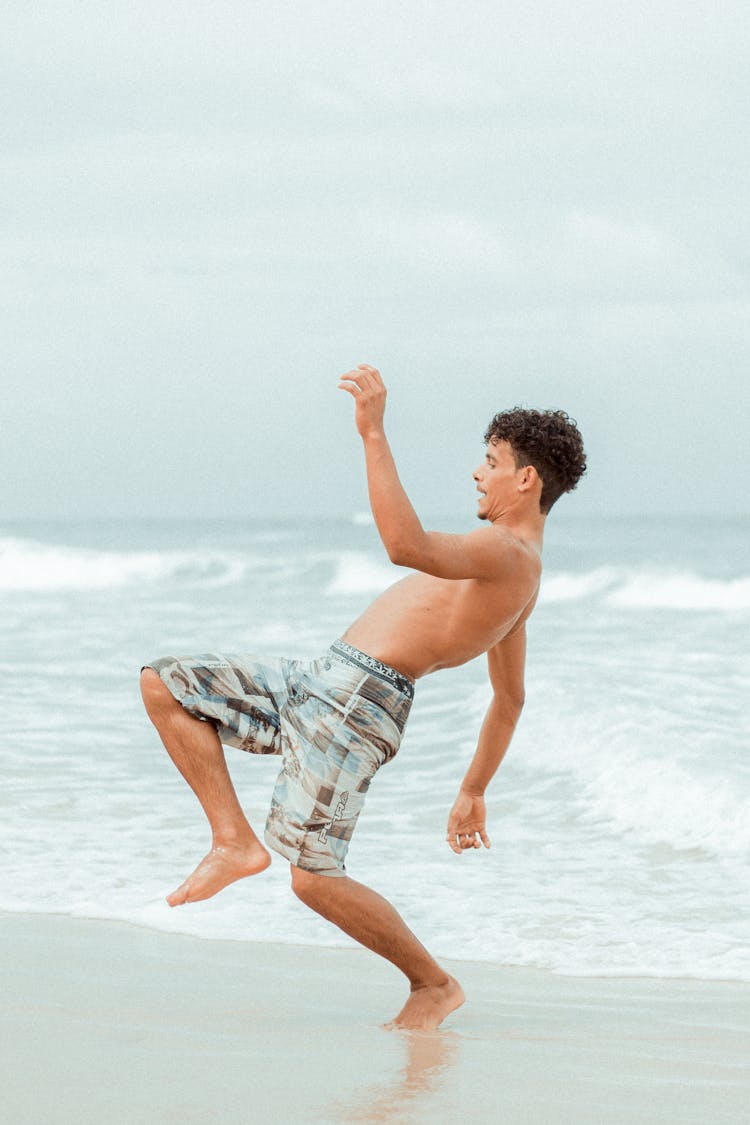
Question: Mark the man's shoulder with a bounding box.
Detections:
[469,525,541,578]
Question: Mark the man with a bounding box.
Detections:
[140,364,587,1030]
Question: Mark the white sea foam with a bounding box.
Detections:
[539,567,620,602]
[4,533,748,614]
[545,732,750,857]
[608,571,750,610]
[324,551,404,596]
[0,536,247,591]
[541,566,750,611]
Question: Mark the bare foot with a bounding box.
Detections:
[167,840,271,906]
[385,975,465,1031]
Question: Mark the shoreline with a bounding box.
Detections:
[4,912,748,1124]
[6,904,750,987]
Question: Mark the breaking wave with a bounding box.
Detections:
[541,567,750,610]
[2,535,748,611]
[0,536,247,591]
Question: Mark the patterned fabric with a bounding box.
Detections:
[329,639,415,700]
[145,643,413,877]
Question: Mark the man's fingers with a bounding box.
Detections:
[339,366,382,392]
[446,824,464,855]
[446,825,490,854]
[340,369,370,386]
[339,373,364,390]
[356,364,384,388]
[356,363,381,378]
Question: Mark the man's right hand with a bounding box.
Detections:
[337,363,387,440]
[446,790,491,855]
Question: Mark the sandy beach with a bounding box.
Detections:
[3,912,748,1125]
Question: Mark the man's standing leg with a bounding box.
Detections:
[290,866,464,1030]
[140,669,271,904]
[142,660,463,1029]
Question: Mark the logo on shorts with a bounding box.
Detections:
[318,791,349,843]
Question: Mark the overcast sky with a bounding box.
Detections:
[3,1,748,520]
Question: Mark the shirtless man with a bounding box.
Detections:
[140,364,586,1030]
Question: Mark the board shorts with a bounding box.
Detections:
[144,640,414,877]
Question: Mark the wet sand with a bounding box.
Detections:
[3,912,748,1124]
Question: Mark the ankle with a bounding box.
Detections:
[211,825,257,849]
[409,970,451,992]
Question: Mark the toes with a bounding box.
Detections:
[166,883,190,907]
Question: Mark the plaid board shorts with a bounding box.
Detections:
[144,640,414,877]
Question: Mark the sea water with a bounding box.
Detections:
[2,514,748,981]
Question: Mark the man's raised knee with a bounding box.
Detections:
[140,667,175,721]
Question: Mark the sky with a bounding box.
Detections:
[3,0,748,520]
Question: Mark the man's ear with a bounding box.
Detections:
[517,465,540,494]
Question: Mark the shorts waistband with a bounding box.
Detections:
[329,640,415,700]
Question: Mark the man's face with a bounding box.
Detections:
[473,439,522,520]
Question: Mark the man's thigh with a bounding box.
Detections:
[143,652,289,754]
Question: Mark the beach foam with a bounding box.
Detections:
[541,565,750,610]
[5,533,748,613]
[0,535,247,591]
[324,550,403,595]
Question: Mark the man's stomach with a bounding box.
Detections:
[340,573,513,679]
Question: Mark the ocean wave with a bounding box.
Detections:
[3,533,748,611]
[539,567,620,602]
[579,751,750,856]
[607,572,750,610]
[0,536,399,597]
[541,567,750,611]
[514,697,750,859]
[0,537,247,592]
[324,551,404,596]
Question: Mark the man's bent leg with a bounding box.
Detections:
[140,668,270,905]
[290,866,464,1030]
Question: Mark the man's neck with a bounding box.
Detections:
[490,510,545,554]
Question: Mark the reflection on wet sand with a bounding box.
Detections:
[329,1028,460,1123]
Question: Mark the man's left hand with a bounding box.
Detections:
[446,791,491,854]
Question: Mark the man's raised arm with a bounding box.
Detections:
[338,363,520,581]
[445,626,527,855]
[338,363,424,559]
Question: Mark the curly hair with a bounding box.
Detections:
[483,407,587,514]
